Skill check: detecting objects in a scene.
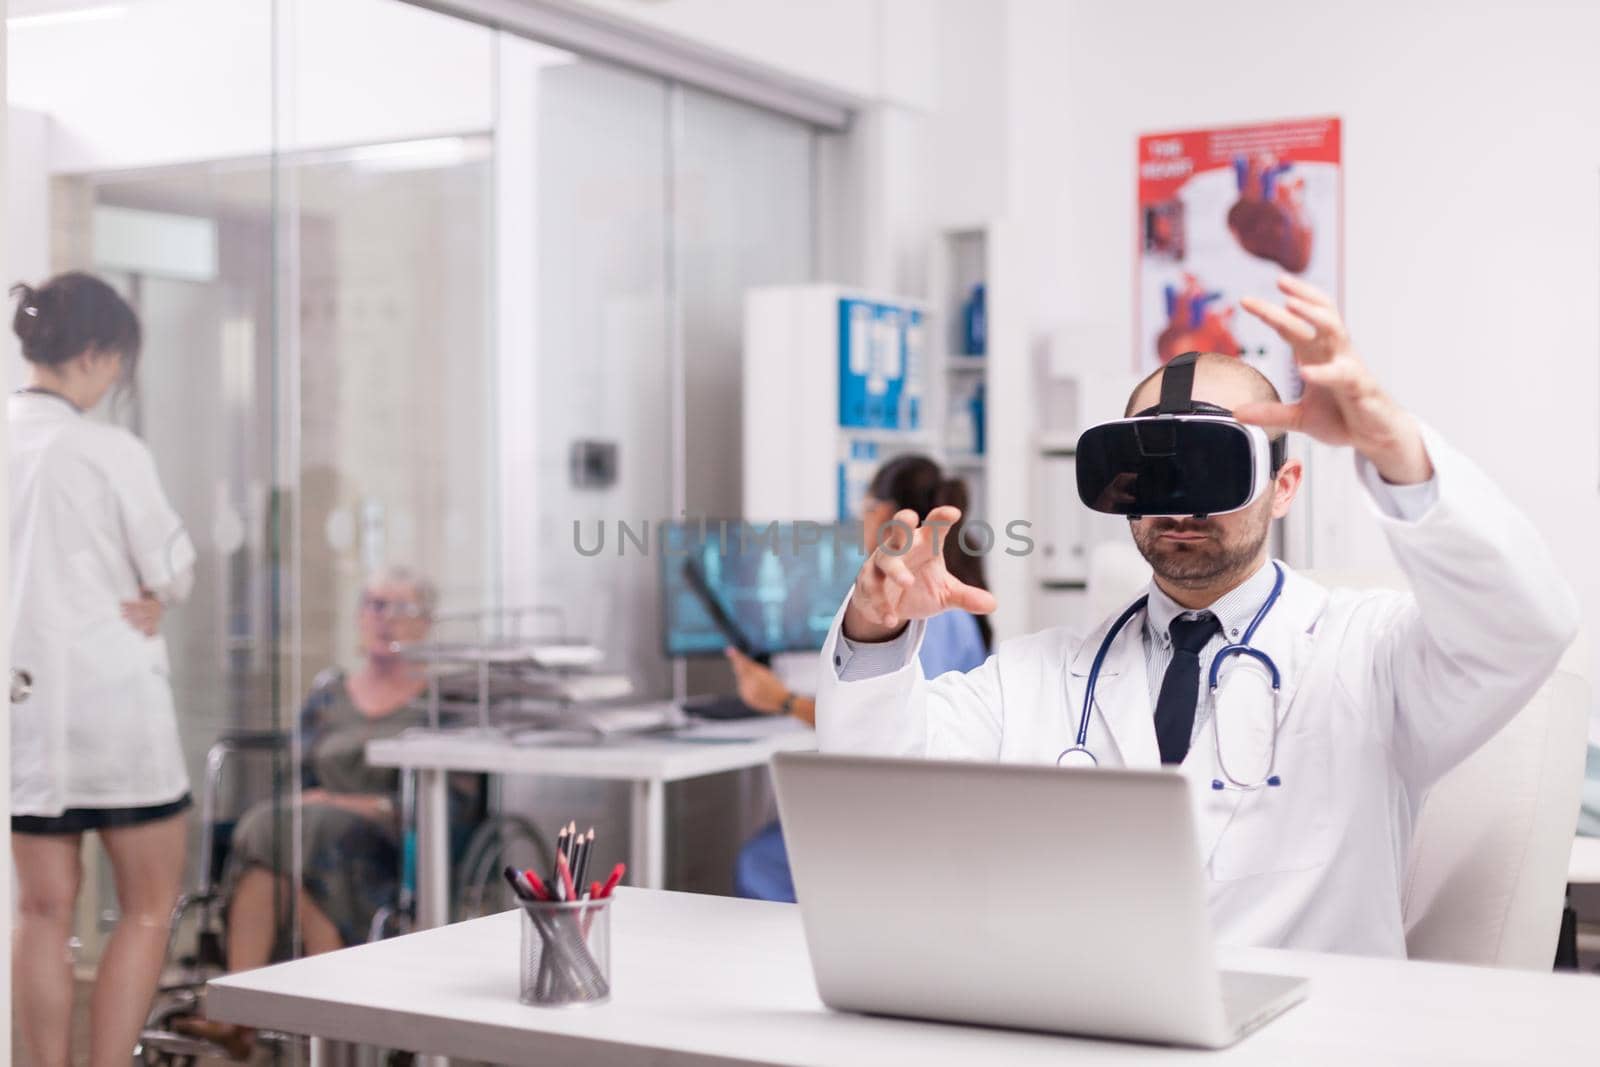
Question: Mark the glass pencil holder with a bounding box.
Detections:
[518,897,612,1007]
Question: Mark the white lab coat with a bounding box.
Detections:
[816,428,1580,957]
[9,393,196,816]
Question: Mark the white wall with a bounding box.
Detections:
[929,0,1008,228]
[1004,0,1600,692]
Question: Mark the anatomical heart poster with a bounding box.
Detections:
[1136,116,1342,400]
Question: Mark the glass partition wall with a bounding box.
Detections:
[9,0,815,1054]
[515,59,818,701]
[78,136,499,835]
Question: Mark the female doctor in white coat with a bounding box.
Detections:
[9,273,197,1067]
[817,275,1580,959]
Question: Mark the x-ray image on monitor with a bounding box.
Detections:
[660,521,867,658]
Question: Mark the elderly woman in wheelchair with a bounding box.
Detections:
[172,566,475,1058]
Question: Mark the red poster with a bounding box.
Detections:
[1137,117,1342,400]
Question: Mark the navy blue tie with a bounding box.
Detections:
[1154,613,1221,765]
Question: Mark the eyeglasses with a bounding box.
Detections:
[361,595,426,620]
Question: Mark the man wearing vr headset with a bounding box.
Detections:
[816,274,1579,958]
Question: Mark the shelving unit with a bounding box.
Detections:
[927,222,1029,640]
[931,227,991,523]
[1029,320,1142,631]
[743,284,931,524]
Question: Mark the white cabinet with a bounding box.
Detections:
[1034,449,1087,585]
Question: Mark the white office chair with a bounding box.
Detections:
[1402,664,1589,969]
[1306,569,1591,970]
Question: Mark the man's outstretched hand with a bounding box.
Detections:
[842,505,998,644]
[1236,275,1433,485]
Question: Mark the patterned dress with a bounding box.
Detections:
[224,670,433,950]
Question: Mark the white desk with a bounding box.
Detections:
[1570,836,1600,885]
[209,888,1598,1066]
[366,715,814,926]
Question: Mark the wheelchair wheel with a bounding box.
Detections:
[369,901,414,942]
[135,998,203,1067]
[453,814,550,922]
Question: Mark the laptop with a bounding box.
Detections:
[770,752,1307,1048]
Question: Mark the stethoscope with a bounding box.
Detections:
[1057,562,1286,791]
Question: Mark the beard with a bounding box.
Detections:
[1129,498,1272,589]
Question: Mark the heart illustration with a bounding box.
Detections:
[1226,154,1313,273]
[1157,274,1242,363]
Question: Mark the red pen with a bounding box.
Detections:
[520,868,551,901]
[598,862,626,899]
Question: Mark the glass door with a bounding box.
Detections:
[523,55,674,697]
[8,5,826,1061]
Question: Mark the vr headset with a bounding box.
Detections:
[1076,352,1288,519]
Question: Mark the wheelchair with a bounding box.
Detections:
[135,729,549,1067]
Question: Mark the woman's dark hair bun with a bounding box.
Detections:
[10,272,141,370]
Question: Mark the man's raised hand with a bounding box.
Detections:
[1236,274,1433,485]
[841,505,998,643]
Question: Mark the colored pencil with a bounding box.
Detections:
[574,828,595,888]
[554,824,569,879]
[557,849,577,902]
